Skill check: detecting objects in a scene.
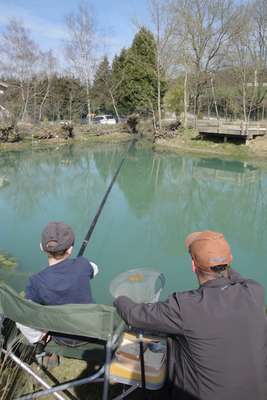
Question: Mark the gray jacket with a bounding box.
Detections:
[114,270,267,400]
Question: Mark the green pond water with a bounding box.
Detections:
[0,142,266,303]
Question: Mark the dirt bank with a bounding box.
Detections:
[0,122,134,152]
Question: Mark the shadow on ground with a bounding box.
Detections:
[38,357,168,400]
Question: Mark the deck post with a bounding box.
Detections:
[240,121,244,135]
[224,136,227,143]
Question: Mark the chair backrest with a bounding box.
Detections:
[0,283,120,341]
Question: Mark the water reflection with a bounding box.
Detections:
[150,155,266,247]
[193,158,259,184]
[0,144,125,218]
[117,148,164,218]
[0,144,267,298]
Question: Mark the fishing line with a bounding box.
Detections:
[77,139,136,257]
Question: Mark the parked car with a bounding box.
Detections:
[92,115,117,125]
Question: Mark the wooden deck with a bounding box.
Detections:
[197,120,267,144]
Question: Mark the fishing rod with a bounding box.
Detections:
[0,140,136,285]
[77,139,136,257]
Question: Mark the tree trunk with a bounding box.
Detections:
[155,3,162,131]
[39,79,50,121]
[157,58,162,130]
[109,89,121,123]
[86,82,91,124]
[69,92,73,121]
[183,71,188,128]
[33,80,37,122]
[149,99,157,141]
[195,91,201,117]
[210,77,219,120]
[247,69,258,122]
[21,83,30,121]
[242,81,247,123]
[158,68,162,130]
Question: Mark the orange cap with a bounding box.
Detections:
[185,231,232,270]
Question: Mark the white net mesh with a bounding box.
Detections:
[109,268,165,303]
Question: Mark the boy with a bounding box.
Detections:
[17,221,98,345]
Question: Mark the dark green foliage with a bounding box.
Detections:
[111,48,129,115]
[46,76,87,121]
[1,75,87,123]
[91,56,113,114]
[111,27,162,115]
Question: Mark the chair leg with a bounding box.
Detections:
[102,339,112,400]
[1,349,66,400]
[15,366,105,400]
[111,384,139,400]
[138,333,146,391]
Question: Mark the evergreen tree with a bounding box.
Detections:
[112,28,165,116]
[47,76,87,121]
[111,48,130,116]
[92,56,113,114]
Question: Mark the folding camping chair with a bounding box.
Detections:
[0,282,124,400]
[0,269,167,400]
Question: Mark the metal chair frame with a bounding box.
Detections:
[1,320,127,400]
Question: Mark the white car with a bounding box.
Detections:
[93,115,116,125]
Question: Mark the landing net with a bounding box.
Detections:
[109,268,165,303]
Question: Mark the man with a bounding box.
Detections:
[17,221,98,345]
[114,231,267,400]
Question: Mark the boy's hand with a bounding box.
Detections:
[91,262,99,277]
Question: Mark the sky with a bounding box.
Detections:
[0,0,152,64]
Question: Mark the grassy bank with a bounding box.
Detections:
[1,122,267,163]
[154,128,267,162]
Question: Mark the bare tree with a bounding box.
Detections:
[65,2,97,124]
[0,19,39,120]
[149,0,176,129]
[38,50,57,121]
[170,0,243,115]
[251,0,267,69]
[229,2,267,122]
[248,0,267,119]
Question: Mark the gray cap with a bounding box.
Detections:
[41,221,75,253]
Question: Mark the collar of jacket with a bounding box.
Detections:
[200,272,245,289]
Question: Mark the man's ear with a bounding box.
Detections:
[192,259,197,273]
[40,243,44,252]
[66,246,73,256]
